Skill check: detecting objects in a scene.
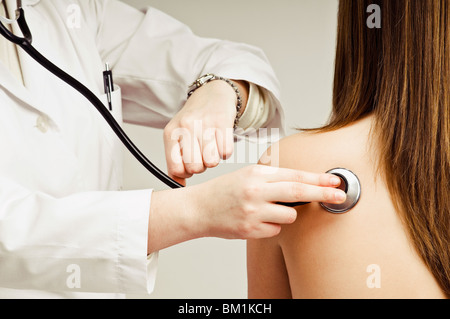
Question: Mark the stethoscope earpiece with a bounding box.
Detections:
[320,168,361,214]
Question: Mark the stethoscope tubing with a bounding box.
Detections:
[1,9,362,214]
[0,8,184,190]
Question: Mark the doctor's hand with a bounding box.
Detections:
[163,80,249,186]
[147,165,346,253]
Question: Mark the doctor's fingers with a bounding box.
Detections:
[181,127,229,172]
[180,135,207,175]
[258,203,298,225]
[257,166,342,187]
[201,128,221,168]
[239,205,296,238]
[263,181,347,205]
[165,137,193,183]
[245,223,283,239]
[215,126,234,160]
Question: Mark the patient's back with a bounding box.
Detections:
[276,115,446,298]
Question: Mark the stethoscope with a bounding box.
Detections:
[0,1,183,190]
[0,1,361,214]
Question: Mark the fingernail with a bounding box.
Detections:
[331,176,341,186]
[335,191,346,202]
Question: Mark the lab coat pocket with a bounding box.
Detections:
[99,84,124,191]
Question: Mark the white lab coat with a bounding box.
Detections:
[0,0,283,298]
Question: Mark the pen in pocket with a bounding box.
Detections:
[103,63,114,111]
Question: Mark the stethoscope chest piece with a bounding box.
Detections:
[320,168,361,214]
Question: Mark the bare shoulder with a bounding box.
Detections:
[269,116,375,171]
[270,116,445,298]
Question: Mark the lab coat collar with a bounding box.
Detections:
[0,0,59,128]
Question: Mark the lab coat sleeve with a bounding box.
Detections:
[0,177,156,294]
[91,0,285,135]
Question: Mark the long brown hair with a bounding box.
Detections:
[319,0,450,295]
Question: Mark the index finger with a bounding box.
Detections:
[261,166,342,188]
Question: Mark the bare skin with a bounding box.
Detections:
[247,115,446,299]
[148,164,347,253]
[163,80,250,186]
[148,80,347,254]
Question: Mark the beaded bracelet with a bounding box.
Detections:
[187,74,244,128]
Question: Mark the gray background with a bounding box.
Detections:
[120,0,338,298]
